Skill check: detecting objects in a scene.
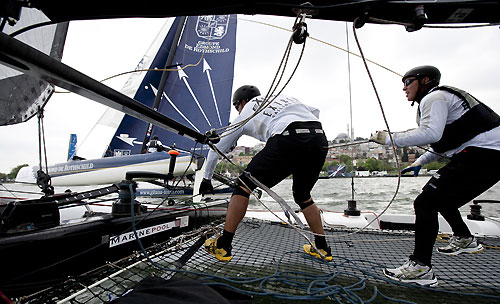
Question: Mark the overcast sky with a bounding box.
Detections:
[1,15,499,173]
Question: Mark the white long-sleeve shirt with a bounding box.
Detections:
[387,89,500,165]
[203,95,320,179]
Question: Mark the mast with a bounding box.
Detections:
[140,16,187,153]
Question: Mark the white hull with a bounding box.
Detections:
[16,154,197,186]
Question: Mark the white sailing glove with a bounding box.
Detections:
[370,131,388,145]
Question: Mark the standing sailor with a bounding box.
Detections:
[147,135,164,153]
[200,85,331,262]
[371,66,500,286]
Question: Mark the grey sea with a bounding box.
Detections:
[249,176,500,219]
[2,176,500,219]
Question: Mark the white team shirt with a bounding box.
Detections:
[203,95,320,180]
[388,89,500,165]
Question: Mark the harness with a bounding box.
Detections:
[425,86,500,153]
[282,128,323,136]
[281,121,323,136]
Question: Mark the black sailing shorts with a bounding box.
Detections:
[238,121,328,204]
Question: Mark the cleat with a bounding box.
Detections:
[205,237,232,262]
[437,235,484,256]
[303,243,333,262]
[383,259,438,287]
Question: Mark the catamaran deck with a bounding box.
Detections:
[20,217,500,303]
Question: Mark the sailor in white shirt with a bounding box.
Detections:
[371,66,500,286]
[200,85,331,262]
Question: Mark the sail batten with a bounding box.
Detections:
[0,8,68,126]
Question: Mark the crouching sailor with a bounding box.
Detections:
[200,85,331,262]
[370,65,500,286]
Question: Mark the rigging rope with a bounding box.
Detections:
[0,183,18,199]
[36,107,54,195]
[207,141,325,259]
[194,14,336,258]
[53,17,403,96]
[214,16,308,139]
[345,17,402,234]
[54,19,214,96]
[345,22,357,201]
[204,14,408,241]
[195,14,399,243]
[19,13,493,260]
[10,15,500,304]
[240,17,403,78]
[205,13,466,241]
[2,142,203,287]
[57,219,500,304]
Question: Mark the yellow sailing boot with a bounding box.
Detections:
[205,236,232,262]
[303,243,332,262]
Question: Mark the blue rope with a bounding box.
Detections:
[126,188,500,302]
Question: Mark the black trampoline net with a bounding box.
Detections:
[19,218,500,304]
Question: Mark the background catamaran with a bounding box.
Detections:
[14,15,235,190]
[0,13,237,298]
[1,1,500,303]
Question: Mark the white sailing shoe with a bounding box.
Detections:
[437,235,484,256]
[383,259,438,287]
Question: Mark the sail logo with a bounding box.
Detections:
[196,15,230,40]
[48,162,94,174]
[109,216,189,248]
[116,134,142,147]
[113,149,131,156]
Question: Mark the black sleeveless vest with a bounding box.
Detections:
[423,86,500,153]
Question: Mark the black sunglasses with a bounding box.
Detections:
[403,78,418,87]
[233,100,242,110]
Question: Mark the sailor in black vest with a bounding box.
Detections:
[147,135,164,153]
[371,65,500,286]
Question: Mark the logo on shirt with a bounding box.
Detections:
[252,96,298,118]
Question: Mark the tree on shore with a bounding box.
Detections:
[356,158,394,172]
[5,164,29,180]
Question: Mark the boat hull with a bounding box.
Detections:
[0,199,228,297]
[15,152,199,186]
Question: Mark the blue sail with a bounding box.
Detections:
[67,134,77,160]
[105,15,236,157]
